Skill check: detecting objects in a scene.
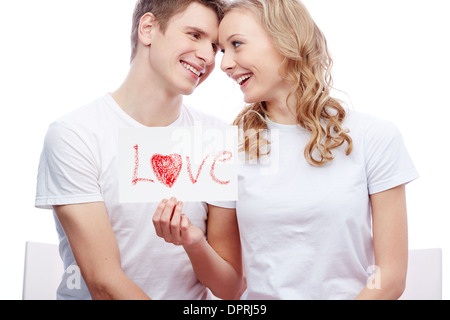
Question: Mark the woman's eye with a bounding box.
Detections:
[190,33,200,39]
[232,41,242,49]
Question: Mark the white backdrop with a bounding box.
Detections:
[0,0,448,299]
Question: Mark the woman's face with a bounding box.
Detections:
[219,9,292,106]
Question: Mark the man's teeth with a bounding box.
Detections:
[237,74,252,85]
[181,62,201,77]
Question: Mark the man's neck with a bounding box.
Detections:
[111,63,183,127]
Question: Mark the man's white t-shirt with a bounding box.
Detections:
[35,93,225,300]
[210,110,418,300]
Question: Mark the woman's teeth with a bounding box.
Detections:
[237,74,252,85]
[181,62,201,77]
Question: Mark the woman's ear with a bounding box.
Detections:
[138,12,157,46]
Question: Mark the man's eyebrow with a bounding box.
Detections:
[185,26,218,43]
[185,26,207,35]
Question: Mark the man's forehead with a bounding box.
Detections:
[171,2,219,35]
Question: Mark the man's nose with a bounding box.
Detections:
[197,43,216,67]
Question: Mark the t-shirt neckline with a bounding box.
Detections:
[105,93,184,128]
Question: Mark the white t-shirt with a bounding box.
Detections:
[210,110,418,300]
[35,93,226,300]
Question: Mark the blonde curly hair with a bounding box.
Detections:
[228,0,353,166]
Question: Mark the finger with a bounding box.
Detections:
[180,214,190,238]
[152,199,168,238]
[160,197,177,242]
[170,201,184,245]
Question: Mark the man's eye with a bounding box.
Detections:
[212,43,218,54]
[190,33,200,39]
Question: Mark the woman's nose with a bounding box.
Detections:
[220,51,235,77]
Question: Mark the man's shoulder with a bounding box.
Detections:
[44,94,119,144]
[56,94,112,124]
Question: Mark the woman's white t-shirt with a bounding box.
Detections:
[211,110,418,300]
[35,93,225,300]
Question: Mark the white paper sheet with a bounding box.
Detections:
[118,126,238,203]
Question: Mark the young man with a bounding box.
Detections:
[35,0,243,300]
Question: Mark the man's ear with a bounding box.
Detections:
[138,12,157,46]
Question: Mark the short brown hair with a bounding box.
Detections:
[130,0,227,62]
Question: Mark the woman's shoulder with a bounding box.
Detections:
[344,109,399,136]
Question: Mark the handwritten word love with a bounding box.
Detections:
[132,145,233,188]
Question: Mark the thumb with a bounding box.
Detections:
[180,214,191,232]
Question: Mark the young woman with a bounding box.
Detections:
[211,0,419,300]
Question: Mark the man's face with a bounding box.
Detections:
[148,2,219,96]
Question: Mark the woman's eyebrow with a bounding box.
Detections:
[218,33,245,47]
[227,33,245,42]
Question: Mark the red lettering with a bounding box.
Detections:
[210,151,233,185]
[186,155,210,184]
[132,145,154,185]
[131,146,233,187]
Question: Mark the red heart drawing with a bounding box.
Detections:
[151,154,183,188]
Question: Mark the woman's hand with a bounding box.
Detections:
[154,200,244,299]
[152,197,204,248]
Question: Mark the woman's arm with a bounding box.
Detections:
[355,184,408,300]
[152,199,244,299]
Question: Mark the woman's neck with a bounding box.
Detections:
[265,95,298,125]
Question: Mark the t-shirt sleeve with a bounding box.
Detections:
[35,121,104,209]
[364,118,419,195]
[207,201,237,209]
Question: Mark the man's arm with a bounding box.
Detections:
[54,202,151,300]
